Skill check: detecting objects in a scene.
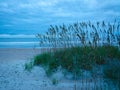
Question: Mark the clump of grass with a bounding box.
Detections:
[34,53,51,66]
[25,61,33,72]
[104,46,120,59]
[52,78,58,85]
[45,68,53,77]
[25,20,120,87]
[30,45,120,78]
[33,53,58,76]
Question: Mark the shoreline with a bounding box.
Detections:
[0,48,42,61]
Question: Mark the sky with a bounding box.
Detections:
[0,0,120,35]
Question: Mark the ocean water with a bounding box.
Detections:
[0,34,40,48]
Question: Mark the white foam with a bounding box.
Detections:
[0,42,39,45]
[0,34,36,38]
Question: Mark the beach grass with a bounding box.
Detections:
[25,20,120,88]
[30,46,120,75]
[25,61,33,72]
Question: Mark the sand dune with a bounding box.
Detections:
[0,48,114,90]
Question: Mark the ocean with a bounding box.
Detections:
[0,34,40,48]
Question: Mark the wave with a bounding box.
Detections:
[0,34,36,38]
[0,42,39,45]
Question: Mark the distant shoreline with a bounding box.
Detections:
[0,48,43,61]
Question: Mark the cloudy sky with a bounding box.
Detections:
[0,0,120,34]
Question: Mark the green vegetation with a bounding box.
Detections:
[33,53,58,77]
[25,61,33,72]
[25,20,120,87]
[104,65,120,89]
[51,78,58,85]
[30,46,120,77]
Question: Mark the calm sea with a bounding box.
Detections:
[0,34,40,48]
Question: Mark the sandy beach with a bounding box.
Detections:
[0,48,114,90]
[0,48,76,90]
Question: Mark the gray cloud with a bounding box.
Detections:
[0,0,120,34]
